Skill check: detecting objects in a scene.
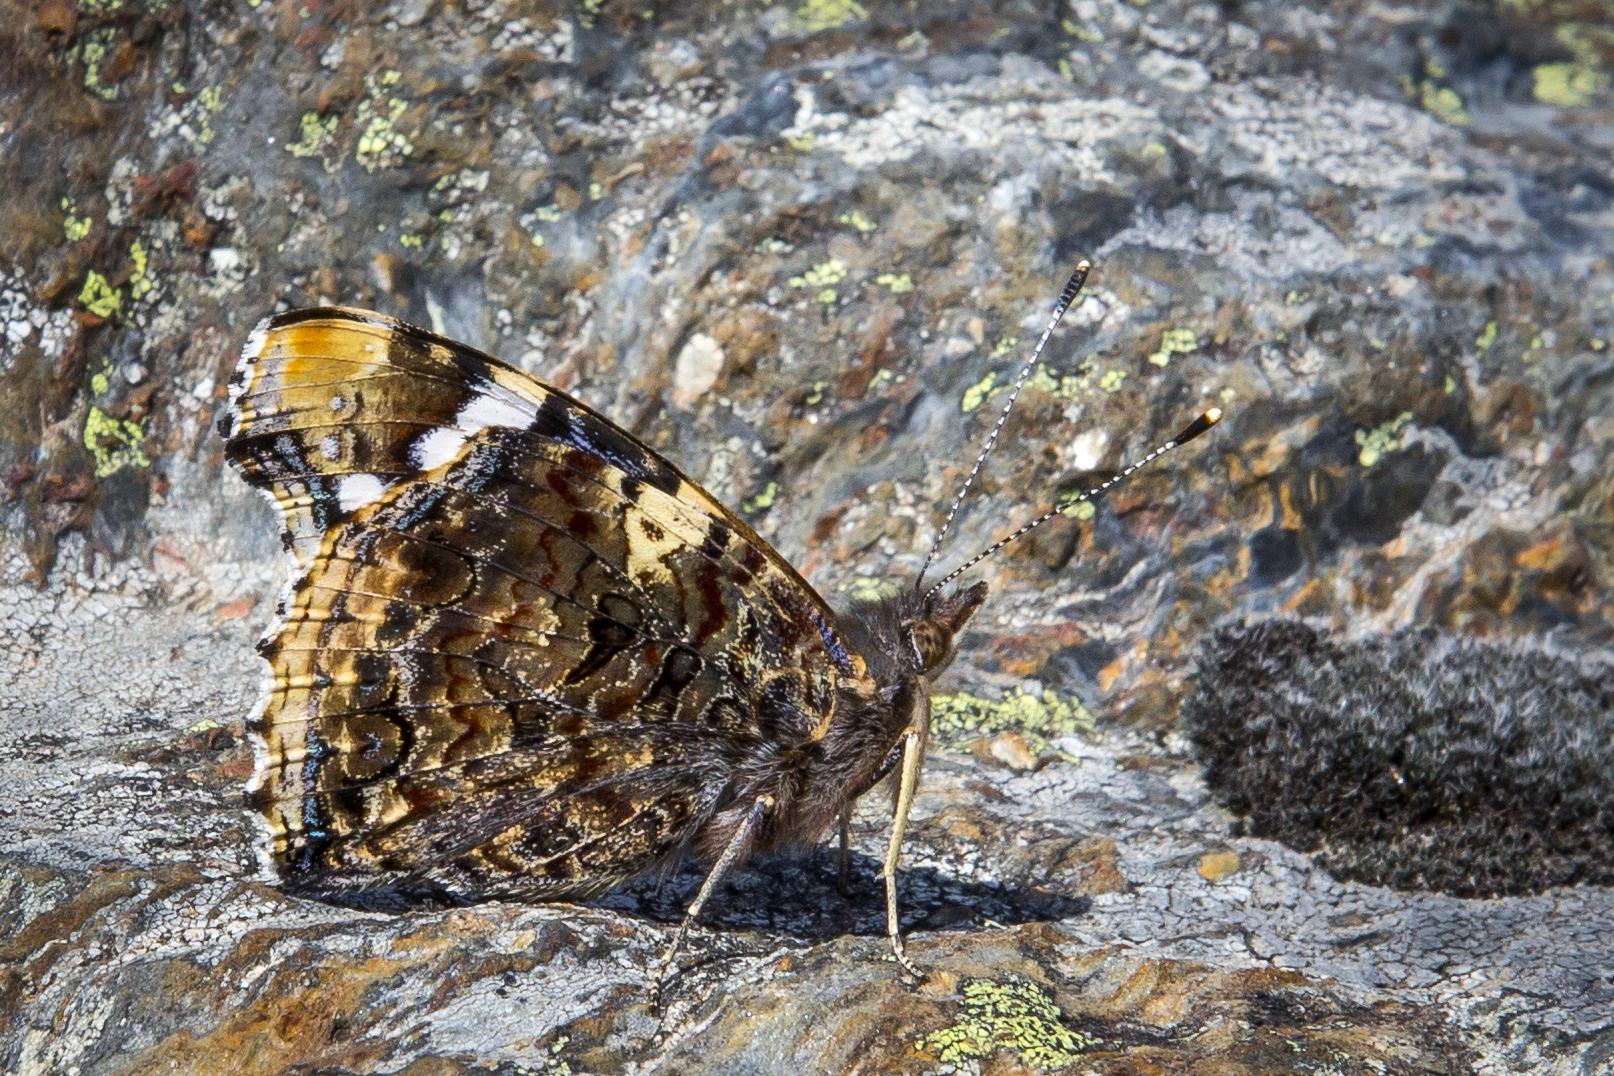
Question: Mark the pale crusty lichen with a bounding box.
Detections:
[1355,411,1413,467]
[83,406,150,478]
[287,111,339,162]
[789,258,848,304]
[916,977,1097,1070]
[355,71,414,172]
[62,199,92,242]
[1147,327,1198,368]
[72,28,121,100]
[838,209,877,233]
[1419,80,1472,125]
[78,272,122,320]
[128,241,153,301]
[846,576,899,602]
[931,688,1097,754]
[960,371,996,413]
[874,272,912,294]
[1533,62,1609,106]
[794,0,867,33]
[197,85,225,144]
[741,481,779,514]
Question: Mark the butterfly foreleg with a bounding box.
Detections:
[837,805,853,898]
[883,725,925,980]
[653,792,773,1004]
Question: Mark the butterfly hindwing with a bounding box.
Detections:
[223,307,861,903]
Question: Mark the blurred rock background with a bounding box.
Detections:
[1,0,1611,1072]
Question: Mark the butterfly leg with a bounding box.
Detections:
[653,793,773,1003]
[837,805,853,898]
[883,725,924,980]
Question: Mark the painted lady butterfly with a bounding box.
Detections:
[219,261,1219,986]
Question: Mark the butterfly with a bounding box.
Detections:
[219,259,1220,988]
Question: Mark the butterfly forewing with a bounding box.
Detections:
[223,307,861,904]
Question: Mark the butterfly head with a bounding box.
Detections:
[910,580,989,676]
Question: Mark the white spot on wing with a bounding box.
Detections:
[337,473,390,512]
[412,426,469,470]
[456,386,534,433]
[242,317,273,362]
[320,433,342,461]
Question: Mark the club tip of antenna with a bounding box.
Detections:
[1172,408,1225,445]
[1075,259,1091,273]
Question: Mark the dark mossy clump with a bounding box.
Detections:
[1182,620,1614,898]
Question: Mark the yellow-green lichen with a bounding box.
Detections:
[803,380,828,406]
[875,272,913,294]
[795,0,867,33]
[1475,320,1497,351]
[992,335,1019,359]
[1420,81,1471,125]
[288,111,339,159]
[400,233,424,249]
[961,371,997,413]
[534,203,564,222]
[1025,362,1095,402]
[62,199,92,242]
[1098,368,1127,392]
[128,240,153,300]
[790,259,847,289]
[1064,18,1103,41]
[197,84,225,144]
[838,209,877,233]
[1148,327,1198,368]
[1060,498,1096,521]
[73,28,121,100]
[790,259,847,304]
[355,71,414,172]
[741,481,779,514]
[79,271,122,319]
[1533,62,1608,106]
[846,576,900,602]
[916,978,1097,1071]
[1399,74,1472,124]
[1355,411,1413,467]
[84,406,150,478]
[930,688,1096,755]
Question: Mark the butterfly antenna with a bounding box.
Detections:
[922,408,1223,603]
[914,261,1092,594]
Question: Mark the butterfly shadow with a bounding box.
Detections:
[589,847,1091,943]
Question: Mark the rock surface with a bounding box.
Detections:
[2,0,1613,1072]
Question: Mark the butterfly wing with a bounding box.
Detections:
[222,307,863,904]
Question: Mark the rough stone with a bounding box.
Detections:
[3,0,1613,1072]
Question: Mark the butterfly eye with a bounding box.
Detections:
[910,620,952,673]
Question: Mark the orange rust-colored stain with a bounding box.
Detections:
[214,598,256,620]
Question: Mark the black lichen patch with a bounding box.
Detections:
[1182,620,1614,898]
